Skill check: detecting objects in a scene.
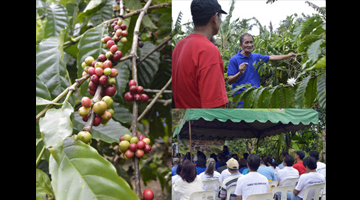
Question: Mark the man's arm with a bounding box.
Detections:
[237,195,242,200]
[227,62,248,85]
[269,53,296,61]
[293,189,300,196]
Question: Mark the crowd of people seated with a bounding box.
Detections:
[172,145,326,200]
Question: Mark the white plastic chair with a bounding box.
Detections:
[189,190,216,200]
[282,177,299,186]
[271,185,294,200]
[202,179,220,193]
[246,192,273,200]
[226,185,236,200]
[321,193,326,200]
[302,183,325,200]
[268,180,278,190]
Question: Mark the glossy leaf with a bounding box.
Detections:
[137,41,161,87]
[49,137,139,200]
[44,4,69,38]
[36,169,54,199]
[36,36,69,98]
[295,75,311,108]
[317,72,326,108]
[39,102,74,149]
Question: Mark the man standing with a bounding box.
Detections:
[172,0,228,108]
[235,154,269,200]
[227,33,296,108]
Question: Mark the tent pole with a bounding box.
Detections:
[177,133,180,157]
[189,120,192,162]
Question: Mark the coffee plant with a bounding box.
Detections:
[36,0,172,199]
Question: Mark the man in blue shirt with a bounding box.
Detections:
[227,33,296,108]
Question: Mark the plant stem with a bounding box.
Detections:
[36,145,46,168]
[137,77,172,122]
[36,75,90,122]
[138,36,171,64]
[129,0,153,198]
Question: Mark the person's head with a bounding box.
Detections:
[266,156,278,168]
[239,33,254,54]
[180,160,197,183]
[191,0,227,35]
[309,150,319,161]
[196,155,206,168]
[283,154,295,167]
[210,153,218,162]
[185,152,191,161]
[239,158,248,168]
[281,152,289,160]
[294,150,305,161]
[219,155,227,166]
[226,158,239,173]
[176,163,183,175]
[222,145,229,152]
[247,153,261,171]
[243,153,249,160]
[231,154,239,161]
[302,156,317,172]
[204,158,216,176]
[173,157,180,166]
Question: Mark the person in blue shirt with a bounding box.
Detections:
[227,33,296,108]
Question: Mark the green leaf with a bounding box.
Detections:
[76,0,107,25]
[295,75,311,108]
[113,62,130,103]
[317,72,326,109]
[307,39,323,63]
[304,76,317,108]
[36,169,54,199]
[36,96,63,106]
[49,137,139,200]
[39,102,74,149]
[137,41,161,87]
[73,113,132,144]
[306,56,326,72]
[36,36,69,98]
[89,0,113,26]
[243,88,257,108]
[36,75,52,101]
[44,4,69,38]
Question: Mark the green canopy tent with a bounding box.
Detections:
[173,109,319,159]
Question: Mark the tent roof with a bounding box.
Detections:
[173,109,318,140]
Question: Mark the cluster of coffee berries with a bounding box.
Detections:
[124,79,149,103]
[72,131,92,144]
[119,134,151,160]
[81,55,118,97]
[108,18,128,44]
[79,96,114,126]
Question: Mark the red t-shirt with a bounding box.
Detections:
[293,161,306,175]
[172,34,228,108]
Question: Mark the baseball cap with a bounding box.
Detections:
[191,0,227,17]
[173,157,179,164]
[226,158,239,169]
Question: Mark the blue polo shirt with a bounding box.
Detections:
[227,50,269,106]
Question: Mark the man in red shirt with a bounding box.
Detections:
[172,0,228,108]
[292,150,306,175]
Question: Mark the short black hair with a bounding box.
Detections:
[239,33,254,45]
[303,156,317,170]
[180,160,197,183]
[247,153,260,171]
[196,156,206,168]
[295,150,305,160]
[284,155,295,166]
[309,150,319,161]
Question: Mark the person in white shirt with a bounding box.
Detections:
[293,156,325,200]
[309,151,326,195]
[199,158,221,192]
[173,160,204,200]
[172,163,183,184]
[219,158,243,200]
[235,154,269,200]
[276,154,299,186]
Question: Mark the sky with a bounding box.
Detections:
[172,0,326,36]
